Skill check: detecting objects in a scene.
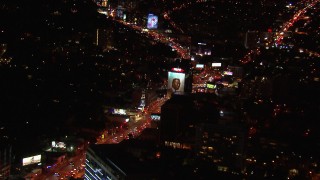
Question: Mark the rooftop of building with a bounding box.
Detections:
[88,140,161,179]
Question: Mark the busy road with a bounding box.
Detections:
[30,97,167,180]
[240,0,320,64]
[96,97,166,145]
[33,150,86,180]
[114,19,191,60]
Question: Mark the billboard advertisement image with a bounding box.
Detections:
[168,71,185,93]
[116,5,124,19]
[22,155,41,166]
[147,14,158,29]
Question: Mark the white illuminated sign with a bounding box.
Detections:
[212,63,222,67]
[22,155,41,166]
[52,141,66,149]
[196,64,204,68]
[113,109,127,115]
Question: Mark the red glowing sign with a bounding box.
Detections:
[171,68,184,72]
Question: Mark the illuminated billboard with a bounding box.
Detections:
[168,71,185,93]
[112,109,127,115]
[147,14,158,29]
[206,83,216,89]
[23,155,41,166]
[223,71,233,76]
[116,6,124,19]
[212,63,222,67]
[151,113,161,121]
[196,64,204,69]
[52,141,66,149]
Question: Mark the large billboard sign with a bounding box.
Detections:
[151,113,161,121]
[116,6,124,19]
[223,71,233,76]
[206,83,216,89]
[52,141,66,149]
[112,109,127,115]
[168,71,185,93]
[196,64,204,69]
[147,14,158,29]
[22,155,41,166]
[212,63,222,67]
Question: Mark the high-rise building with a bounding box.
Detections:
[160,93,221,149]
[245,31,260,49]
[227,65,244,79]
[95,28,114,51]
[0,139,11,179]
[123,0,137,12]
[93,0,108,7]
[160,94,194,144]
[195,122,247,173]
[85,140,160,180]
